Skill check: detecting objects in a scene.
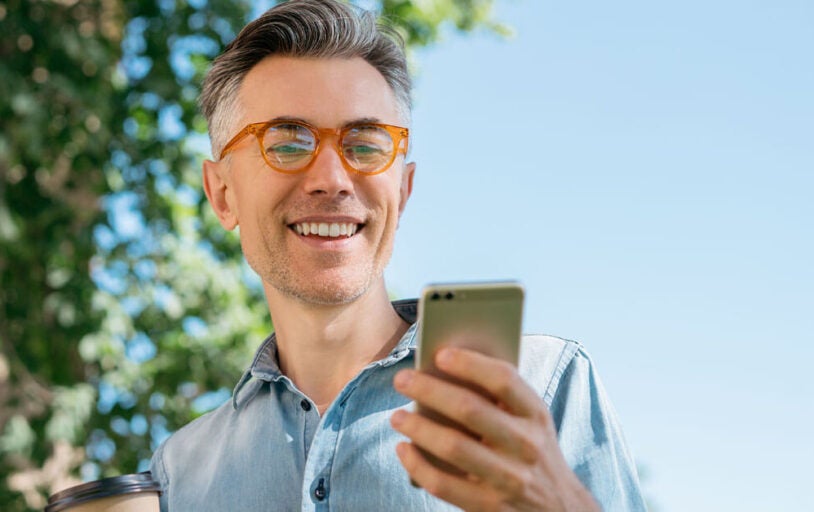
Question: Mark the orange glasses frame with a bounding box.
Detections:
[218,120,410,175]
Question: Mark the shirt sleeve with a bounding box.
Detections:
[149,441,170,512]
[548,346,648,512]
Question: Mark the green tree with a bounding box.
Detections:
[0,1,506,509]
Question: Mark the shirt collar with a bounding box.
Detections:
[233,299,419,409]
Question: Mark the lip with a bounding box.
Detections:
[287,215,365,225]
[291,231,360,250]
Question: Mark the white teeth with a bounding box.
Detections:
[293,222,360,238]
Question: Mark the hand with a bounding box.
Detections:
[390,347,600,512]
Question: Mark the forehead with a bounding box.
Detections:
[238,56,403,127]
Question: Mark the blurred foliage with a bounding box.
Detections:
[0,0,504,509]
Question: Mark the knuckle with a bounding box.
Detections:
[423,472,449,498]
[474,498,499,512]
[516,432,541,464]
[455,395,483,422]
[439,435,468,460]
[500,467,531,496]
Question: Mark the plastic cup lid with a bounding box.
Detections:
[45,472,160,512]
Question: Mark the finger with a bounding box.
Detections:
[435,347,544,419]
[395,441,498,512]
[394,368,503,434]
[393,369,539,459]
[391,409,536,495]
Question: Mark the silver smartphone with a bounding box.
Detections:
[414,281,524,475]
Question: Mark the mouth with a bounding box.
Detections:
[288,221,365,239]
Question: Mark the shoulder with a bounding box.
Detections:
[520,337,647,510]
[172,399,235,444]
[518,334,591,408]
[150,398,236,486]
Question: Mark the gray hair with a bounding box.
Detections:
[200,0,412,159]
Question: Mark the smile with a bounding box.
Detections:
[290,222,362,238]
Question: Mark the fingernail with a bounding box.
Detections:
[394,370,413,389]
[391,410,406,427]
[396,442,407,458]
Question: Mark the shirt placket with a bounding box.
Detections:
[298,359,398,512]
[299,388,350,511]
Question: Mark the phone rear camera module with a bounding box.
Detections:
[445,292,455,300]
[430,292,441,301]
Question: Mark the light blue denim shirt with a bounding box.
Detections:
[150,299,646,511]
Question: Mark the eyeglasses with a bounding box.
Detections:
[218,119,409,175]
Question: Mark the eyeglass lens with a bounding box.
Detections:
[261,123,395,173]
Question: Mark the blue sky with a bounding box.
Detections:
[384,1,813,510]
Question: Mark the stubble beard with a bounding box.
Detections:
[246,224,395,307]
[262,254,383,306]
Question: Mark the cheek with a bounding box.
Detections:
[378,196,403,239]
[233,175,292,224]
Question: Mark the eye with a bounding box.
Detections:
[342,126,392,163]
[345,144,384,155]
[262,123,315,164]
[267,142,312,155]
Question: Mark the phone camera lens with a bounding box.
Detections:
[430,292,441,301]
[445,292,455,300]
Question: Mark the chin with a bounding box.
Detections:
[284,283,367,306]
[271,268,382,306]
[249,240,393,306]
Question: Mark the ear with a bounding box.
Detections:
[398,161,416,217]
[202,159,239,230]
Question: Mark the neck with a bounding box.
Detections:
[264,280,409,412]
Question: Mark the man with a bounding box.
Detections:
[150,1,646,510]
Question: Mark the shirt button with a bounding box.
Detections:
[300,399,312,412]
[314,478,326,501]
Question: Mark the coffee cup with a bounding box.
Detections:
[45,472,160,512]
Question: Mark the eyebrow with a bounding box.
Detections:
[268,116,384,128]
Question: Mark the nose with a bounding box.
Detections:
[301,142,354,198]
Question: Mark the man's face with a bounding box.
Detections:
[204,56,414,306]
